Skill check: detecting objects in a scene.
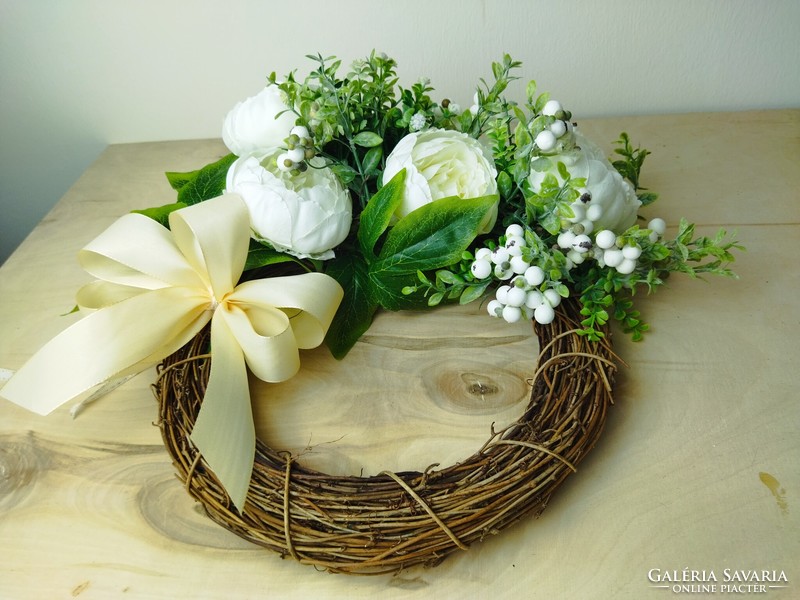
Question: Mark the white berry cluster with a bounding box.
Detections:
[470,224,564,325]
[557,217,666,275]
[533,99,573,153]
[277,126,315,172]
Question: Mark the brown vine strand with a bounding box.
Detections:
[154,297,616,574]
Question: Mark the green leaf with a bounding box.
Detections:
[428,291,444,306]
[361,145,383,176]
[330,163,358,185]
[497,170,513,199]
[132,202,187,227]
[460,282,490,305]
[165,171,196,192]
[368,270,422,311]
[352,131,383,147]
[357,169,406,258]
[243,243,301,272]
[175,153,237,205]
[638,191,658,206]
[372,194,498,275]
[324,253,379,359]
[531,156,553,172]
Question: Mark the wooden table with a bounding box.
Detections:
[1,110,798,599]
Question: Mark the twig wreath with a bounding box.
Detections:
[2,52,741,574]
[155,298,616,574]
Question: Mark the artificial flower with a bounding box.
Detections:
[528,131,641,234]
[222,84,296,158]
[226,153,352,260]
[383,129,499,233]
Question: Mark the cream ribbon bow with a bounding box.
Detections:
[1,194,343,510]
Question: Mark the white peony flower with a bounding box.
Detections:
[383,129,499,233]
[528,131,641,233]
[225,154,352,260]
[222,84,297,158]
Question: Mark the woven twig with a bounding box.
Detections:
[154,298,616,574]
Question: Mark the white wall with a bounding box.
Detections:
[1,0,798,263]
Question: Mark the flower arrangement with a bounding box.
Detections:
[2,51,742,573]
[141,52,739,355]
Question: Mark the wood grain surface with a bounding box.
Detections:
[0,110,798,599]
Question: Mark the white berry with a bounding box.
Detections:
[535,130,557,152]
[595,230,617,249]
[502,305,523,323]
[603,248,624,268]
[648,217,667,235]
[525,290,545,308]
[505,224,524,238]
[505,235,526,256]
[616,258,637,274]
[550,120,567,137]
[286,147,305,163]
[534,303,556,325]
[475,247,492,261]
[510,255,530,274]
[470,259,491,279]
[494,264,514,280]
[290,125,310,139]
[524,265,545,286]
[543,289,562,307]
[505,286,527,307]
[491,247,510,265]
[495,285,511,304]
[557,230,576,249]
[542,100,563,117]
[277,152,293,172]
[572,234,592,253]
[487,299,503,317]
[622,244,642,260]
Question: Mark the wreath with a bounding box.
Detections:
[1,52,741,574]
[155,298,615,574]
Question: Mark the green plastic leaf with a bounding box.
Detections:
[165,171,196,192]
[132,202,187,227]
[357,169,406,258]
[361,145,383,176]
[243,244,302,272]
[497,170,513,199]
[428,291,444,307]
[460,282,490,305]
[530,156,553,172]
[330,163,358,185]
[324,253,379,359]
[352,131,383,148]
[176,153,237,205]
[368,270,424,311]
[372,194,498,275]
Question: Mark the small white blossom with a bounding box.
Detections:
[409,112,427,132]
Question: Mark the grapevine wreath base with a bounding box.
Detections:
[154,298,617,575]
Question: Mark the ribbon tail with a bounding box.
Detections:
[1,288,210,415]
[190,309,255,512]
